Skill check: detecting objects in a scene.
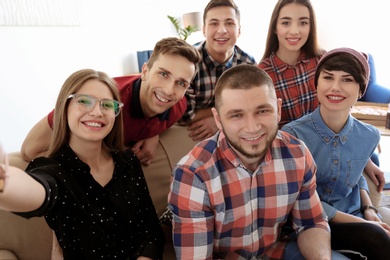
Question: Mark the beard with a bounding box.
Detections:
[224,127,278,160]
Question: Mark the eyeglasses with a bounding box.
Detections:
[68,94,124,117]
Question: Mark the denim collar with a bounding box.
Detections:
[311,107,353,145]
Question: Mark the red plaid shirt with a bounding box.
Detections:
[259,52,322,127]
[168,131,329,259]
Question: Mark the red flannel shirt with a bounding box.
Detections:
[259,52,322,127]
[168,130,329,259]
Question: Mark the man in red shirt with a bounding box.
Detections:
[21,37,201,166]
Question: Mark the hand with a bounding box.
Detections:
[131,135,159,166]
[0,143,8,192]
[187,116,218,141]
[363,208,382,222]
[367,220,390,236]
[364,159,385,192]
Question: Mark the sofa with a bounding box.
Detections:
[2,125,390,260]
[359,53,390,104]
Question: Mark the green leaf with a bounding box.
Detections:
[167,15,196,41]
[167,15,182,38]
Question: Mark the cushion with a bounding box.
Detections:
[0,210,52,260]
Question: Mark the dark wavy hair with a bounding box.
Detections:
[261,0,323,60]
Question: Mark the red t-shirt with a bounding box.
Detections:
[47,75,187,146]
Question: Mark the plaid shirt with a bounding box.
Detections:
[179,41,257,124]
[168,130,329,259]
[259,52,322,127]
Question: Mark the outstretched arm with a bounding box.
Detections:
[0,158,45,212]
[21,115,53,161]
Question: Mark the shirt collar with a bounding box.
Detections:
[53,145,89,176]
[311,107,353,144]
[131,78,170,121]
[198,41,235,70]
[53,146,129,175]
[269,51,311,74]
[215,131,243,169]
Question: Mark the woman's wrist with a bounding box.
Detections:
[361,205,379,214]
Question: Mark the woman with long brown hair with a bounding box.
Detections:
[0,69,164,259]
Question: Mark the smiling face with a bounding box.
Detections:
[203,6,240,64]
[139,53,196,118]
[67,79,116,147]
[275,3,310,56]
[317,69,360,114]
[212,85,281,169]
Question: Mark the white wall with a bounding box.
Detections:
[1,0,388,152]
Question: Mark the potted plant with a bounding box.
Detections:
[167,15,198,41]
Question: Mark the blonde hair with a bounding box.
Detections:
[47,69,125,157]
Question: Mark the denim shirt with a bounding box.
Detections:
[281,107,380,220]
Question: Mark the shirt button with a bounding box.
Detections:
[331,177,337,181]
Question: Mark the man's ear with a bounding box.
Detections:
[211,107,222,131]
[141,63,148,80]
[276,98,282,123]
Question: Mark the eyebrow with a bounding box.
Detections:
[225,108,242,115]
[225,104,272,114]
[323,70,352,77]
[208,18,236,23]
[279,16,310,21]
[157,66,171,75]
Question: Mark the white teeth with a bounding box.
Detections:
[245,137,259,141]
[328,96,343,100]
[85,122,102,127]
[156,94,169,103]
[287,38,299,42]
